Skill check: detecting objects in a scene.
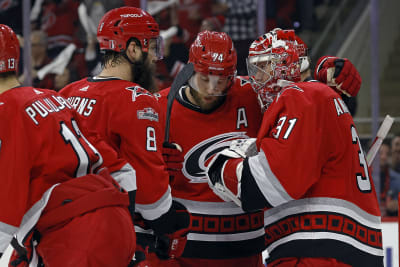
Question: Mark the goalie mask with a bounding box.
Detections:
[247,32,300,110]
[188,31,237,96]
[0,24,20,74]
[97,7,163,60]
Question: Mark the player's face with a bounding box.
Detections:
[146,38,159,71]
[195,73,230,96]
[379,144,390,168]
[253,60,273,85]
[132,39,158,91]
[189,73,229,111]
[392,136,400,166]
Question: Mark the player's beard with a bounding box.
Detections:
[132,53,156,92]
[189,87,226,112]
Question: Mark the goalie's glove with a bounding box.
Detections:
[206,138,257,207]
[314,56,361,97]
[162,143,183,182]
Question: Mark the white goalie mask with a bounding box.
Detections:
[247,32,301,110]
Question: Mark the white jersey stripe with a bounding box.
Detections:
[110,163,137,192]
[264,197,381,229]
[248,150,294,207]
[135,186,173,220]
[16,184,58,247]
[267,231,384,257]
[0,223,18,253]
[173,197,247,215]
[188,227,265,242]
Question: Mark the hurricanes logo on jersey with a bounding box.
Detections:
[182,132,249,183]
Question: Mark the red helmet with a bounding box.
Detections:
[247,31,300,109]
[188,31,237,77]
[97,7,162,58]
[0,24,20,74]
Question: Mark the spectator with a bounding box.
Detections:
[220,0,257,75]
[149,3,191,90]
[177,0,213,47]
[19,30,56,89]
[200,15,225,32]
[391,133,400,172]
[386,134,400,216]
[54,66,76,92]
[379,141,392,215]
[37,0,81,58]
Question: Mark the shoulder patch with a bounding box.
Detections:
[33,89,43,95]
[137,107,159,122]
[125,86,153,102]
[239,77,251,86]
[153,93,162,100]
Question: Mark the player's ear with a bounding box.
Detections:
[126,41,141,62]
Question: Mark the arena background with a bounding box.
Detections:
[0,0,399,266]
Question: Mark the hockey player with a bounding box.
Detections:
[0,24,137,266]
[60,7,189,265]
[159,31,265,267]
[206,31,384,266]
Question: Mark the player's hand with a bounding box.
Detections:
[9,234,36,267]
[314,56,361,97]
[162,143,183,182]
[154,201,190,259]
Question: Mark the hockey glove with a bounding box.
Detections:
[207,138,257,207]
[162,143,184,182]
[153,201,190,259]
[314,56,361,97]
[9,232,38,267]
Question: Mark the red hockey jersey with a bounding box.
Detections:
[159,77,265,259]
[60,77,172,222]
[239,81,383,266]
[0,86,133,253]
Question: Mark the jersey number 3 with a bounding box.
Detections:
[351,125,371,192]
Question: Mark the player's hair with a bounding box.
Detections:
[100,37,142,68]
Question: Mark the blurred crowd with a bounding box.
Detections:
[379,133,400,217]
[0,0,329,92]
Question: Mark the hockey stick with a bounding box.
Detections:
[163,63,194,148]
[366,115,394,167]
